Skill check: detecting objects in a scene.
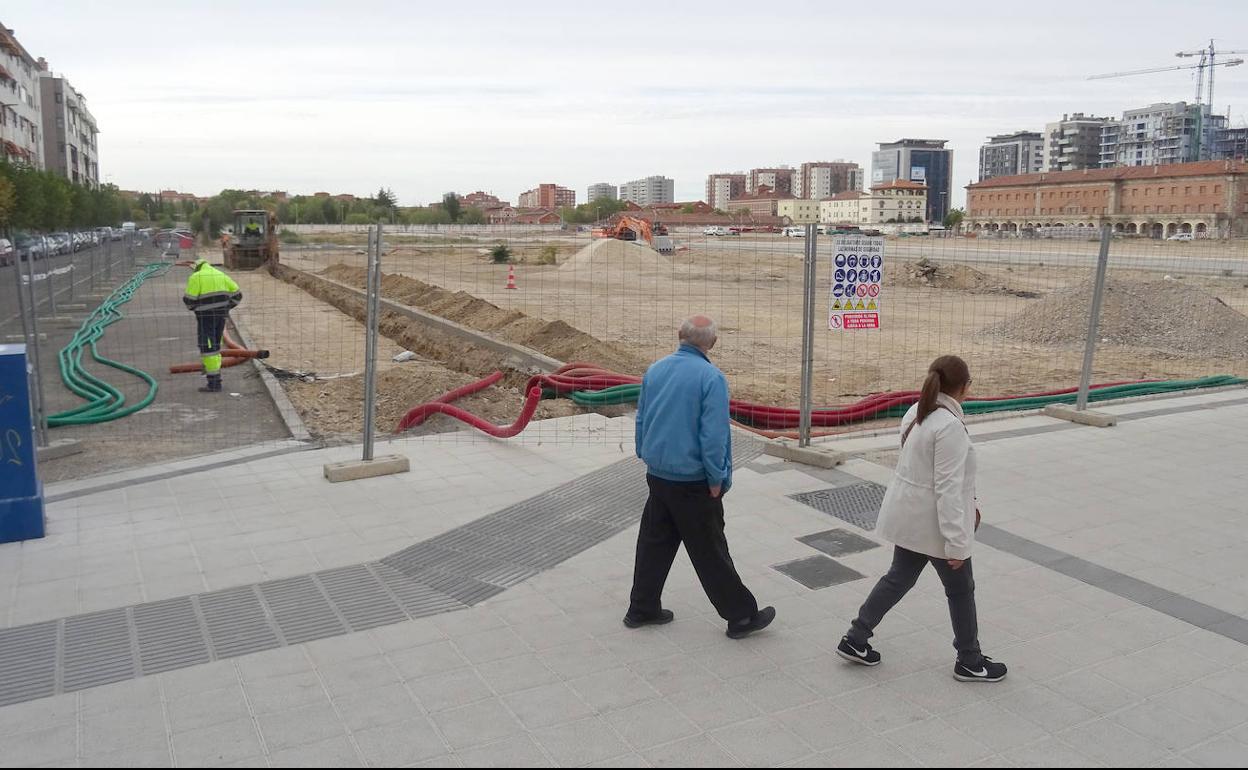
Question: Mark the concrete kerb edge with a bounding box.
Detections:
[229,314,313,443]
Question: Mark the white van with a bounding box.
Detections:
[782,226,806,238]
[121,221,137,234]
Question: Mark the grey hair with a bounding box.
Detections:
[679,315,718,350]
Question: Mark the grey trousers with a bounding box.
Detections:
[847,545,983,666]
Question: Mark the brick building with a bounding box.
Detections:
[727,185,794,218]
[795,161,863,199]
[747,168,794,196]
[461,191,508,208]
[706,173,747,212]
[518,183,575,209]
[965,159,1248,238]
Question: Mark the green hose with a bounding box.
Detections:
[565,376,1246,415]
[47,263,171,427]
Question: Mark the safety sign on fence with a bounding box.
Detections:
[829,235,884,330]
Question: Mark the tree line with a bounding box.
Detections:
[0,161,134,233]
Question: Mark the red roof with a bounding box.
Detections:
[968,159,1248,189]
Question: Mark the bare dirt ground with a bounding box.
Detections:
[232,270,586,439]
[281,237,1248,411]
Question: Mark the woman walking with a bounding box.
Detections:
[837,355,1007,683]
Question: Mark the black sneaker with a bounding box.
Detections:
[836,637,881,667]
[726,606,776,639]
[954,657,1007,683]
[623,609,674,629]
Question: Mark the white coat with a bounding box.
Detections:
[874,392,978,560]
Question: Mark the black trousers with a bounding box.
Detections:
[195,311,228,355]
[847,545,983,666]
[629,475,758,623]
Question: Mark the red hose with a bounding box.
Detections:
[395,386,542,438]
[395,371,505,432]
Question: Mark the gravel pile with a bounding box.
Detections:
[984,278,1248,356]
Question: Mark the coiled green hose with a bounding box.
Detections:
[47,263,171,427]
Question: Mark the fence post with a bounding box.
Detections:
[361,224,382,461]
[40,237,57,318]
[89,241,96,294]
[798,224,818,446]
[105,236,113,283]
[1076,225,1113,411]
[21,238,48,447]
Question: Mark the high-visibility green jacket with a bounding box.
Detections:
[183,262,242,313]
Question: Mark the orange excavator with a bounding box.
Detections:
[591,215,674,253]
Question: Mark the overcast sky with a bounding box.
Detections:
[7,1,1248,206]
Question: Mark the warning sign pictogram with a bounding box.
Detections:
[828,236,884,331]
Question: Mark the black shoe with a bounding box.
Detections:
[954,657,1007,683]
[726,606,776,640]
[623,609,675,629]
[836,636,882,667]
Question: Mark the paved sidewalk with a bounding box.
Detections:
[1,392,1247,767]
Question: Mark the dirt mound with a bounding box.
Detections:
[558,238,670,274]
[893,258,1039,297]
[984,278,1248,357]
[284,359,580,437]
[320,264,648,374]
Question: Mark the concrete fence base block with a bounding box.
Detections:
[37,439,85,462]
[762,438,847,468]
[323,454,410,483]
[1042,404,1117,427]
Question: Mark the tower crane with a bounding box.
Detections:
[1089,41,1245,162]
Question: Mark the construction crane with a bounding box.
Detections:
[1089,42,1245,161]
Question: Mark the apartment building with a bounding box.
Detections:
[978,131,1044,181]
[461,191,509,208]
[619,175,674,206]
[39,63,99,186]
[1099,102,1227,168]
[1043,113,1112,172]
[871,139,950,222]
[795,161,863,199]
[819,181,928,225]
[587,182,617,202]
[0,23,44,168]
[1215,126,1248,160]
[748,167,794,196]
[518,183,575,209]
[706,173,746,212]
[965,159,1248,238]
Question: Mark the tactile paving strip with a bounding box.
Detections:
[0,435,765,708]
[788,482,888,530]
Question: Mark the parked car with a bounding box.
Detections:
[0,238,12,266]
[1167,232,1194,242]
[702,226,737,236]
[14,234,46,261]
[110,227,124,241]
[49,232,73,255]
[781,226,806,238]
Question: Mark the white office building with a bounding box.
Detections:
[619,175,675,206]
[587,182,617,203]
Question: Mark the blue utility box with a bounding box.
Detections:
[0,344,45,543]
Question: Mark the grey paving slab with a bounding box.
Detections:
[772,555,867,590]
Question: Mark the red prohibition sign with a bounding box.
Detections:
[856,284,868,297]
[867,284,880,297]
[829,315,843,329]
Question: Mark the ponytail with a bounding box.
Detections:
[915,355,971,426]
[915,369,943,426]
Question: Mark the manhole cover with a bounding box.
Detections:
[797,528,879,557]
[773,556,866,590]
[788,483,887,530]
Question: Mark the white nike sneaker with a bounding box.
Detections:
[953,657,1007,683]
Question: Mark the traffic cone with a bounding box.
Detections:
[505,264,518,290]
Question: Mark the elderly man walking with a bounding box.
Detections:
[624,315,776,639]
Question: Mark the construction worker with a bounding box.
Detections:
[183,258,243,393]
[244,220,261,238]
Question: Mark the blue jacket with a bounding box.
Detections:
[635,344,733,491]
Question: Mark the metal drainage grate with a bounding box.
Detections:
[797,528,880,558]
[0,437,765,708]
[789,482,887,531]
[773,555,867,590]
